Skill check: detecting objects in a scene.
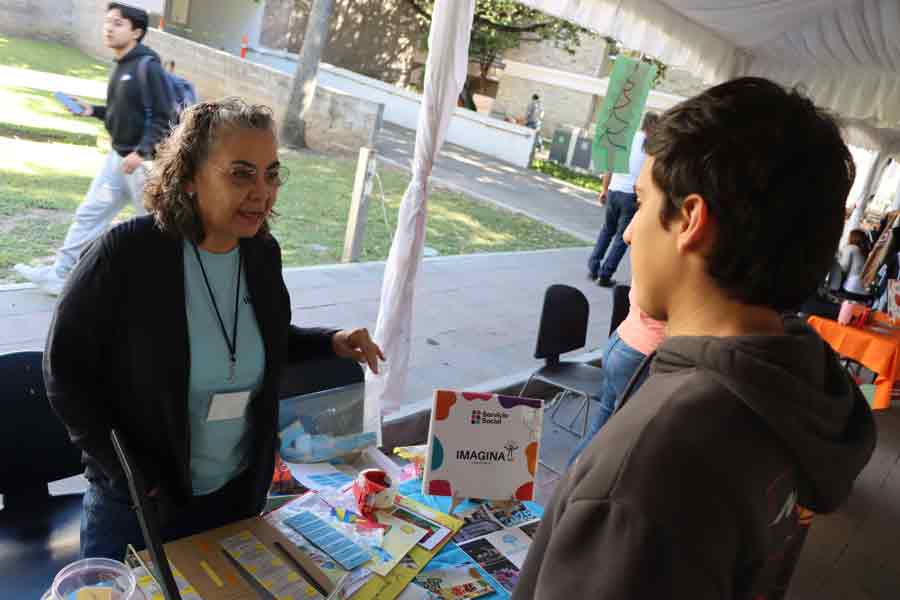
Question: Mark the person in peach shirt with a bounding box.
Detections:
[568,287,665,466]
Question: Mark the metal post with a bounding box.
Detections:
[843,151,888,245]
[342,147,377,263]
[891,169,900,213]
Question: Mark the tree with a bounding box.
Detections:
[282,0,336,149]
[405,0,592,93]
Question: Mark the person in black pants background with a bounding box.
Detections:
[588,113,658,287]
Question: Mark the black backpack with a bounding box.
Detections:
[137,55,199,129]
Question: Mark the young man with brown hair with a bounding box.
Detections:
[513,77,876,600]
[14,3,173,295]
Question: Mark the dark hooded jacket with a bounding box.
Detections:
[91,43,172,159]
[512,318,876,600]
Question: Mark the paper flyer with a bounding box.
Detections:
[370,512,428,576]
[517,522,539,539]
[349,496,464,600]
[423,391,542,501]
[457,539,519,594]
[415,565,494,599]
[485,502,539,529]
[452,505,503,545]
[286,462,356,492]
[391,507,453,551]
[133,564,204,600]
[264,493,356,585]
[220,530,323,599]
[483,529,531,569]
[282,512,373,571]
[396,583,442,600]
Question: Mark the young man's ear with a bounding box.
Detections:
[676,194,715,253]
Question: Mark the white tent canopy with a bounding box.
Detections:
[518,0,900,135]
[368,0,900,432]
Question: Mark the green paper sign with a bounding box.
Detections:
[592,56,657,174]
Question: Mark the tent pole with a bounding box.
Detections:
[891,173,900,213]
[843,151,888,243]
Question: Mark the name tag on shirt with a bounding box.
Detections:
[207,390,251,422]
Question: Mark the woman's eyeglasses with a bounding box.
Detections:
[211,163,291,188]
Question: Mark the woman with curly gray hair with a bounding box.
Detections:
[44,97,384,560]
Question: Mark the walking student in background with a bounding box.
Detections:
[525,93,545,152]
[15,3,174,295]
[588,112,659,287]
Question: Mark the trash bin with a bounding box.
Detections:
[549,127,574,164]
[571,136,594,170]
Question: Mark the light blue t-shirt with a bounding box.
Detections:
[184,241,265,495]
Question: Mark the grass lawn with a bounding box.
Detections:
[0,35,110,81]
[0,137,584,282]
[0,86,106,145]
[272,150,584,267]
[531,158,605,193]
[0,36,584,283]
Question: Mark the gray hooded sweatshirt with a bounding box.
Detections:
[512,318,876,600]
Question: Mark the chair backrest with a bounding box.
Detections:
[534,284,589,363]
[0,352,83,494]
[609,284,632,336]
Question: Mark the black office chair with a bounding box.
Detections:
[520,285,604,439]
[0,351,85,597]
[609,284,631,336]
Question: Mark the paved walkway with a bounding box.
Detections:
[0,65,107,99]
[0,247,623,404]
[377,123,604,243]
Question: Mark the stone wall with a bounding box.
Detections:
[71,0,114,61]
[0,0,75,44]
[145,29,384,153]
[492,37,609,137]
[506,35,609,76]
[260,0,425,86]
[164,0,264,55]
[0,0,160,64]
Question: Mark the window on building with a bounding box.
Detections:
[170,0,190,25]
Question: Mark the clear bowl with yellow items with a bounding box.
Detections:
[45,558,138,600]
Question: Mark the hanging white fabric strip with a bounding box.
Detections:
[363,0,476,442]
[516,0,900,129]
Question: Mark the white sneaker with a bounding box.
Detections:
[13,264,66,296]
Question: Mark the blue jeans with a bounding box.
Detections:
[568,332,648,466]
[588,191,638,279]
[80,471,253,560]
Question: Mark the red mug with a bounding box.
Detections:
[352,469,396,517]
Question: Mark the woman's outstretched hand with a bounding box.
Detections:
[332,328,386,374]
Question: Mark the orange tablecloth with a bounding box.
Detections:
[808,314,899,410]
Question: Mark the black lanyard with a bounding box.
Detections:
[192,242,242,383]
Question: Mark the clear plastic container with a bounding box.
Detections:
[45,558,138,600]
